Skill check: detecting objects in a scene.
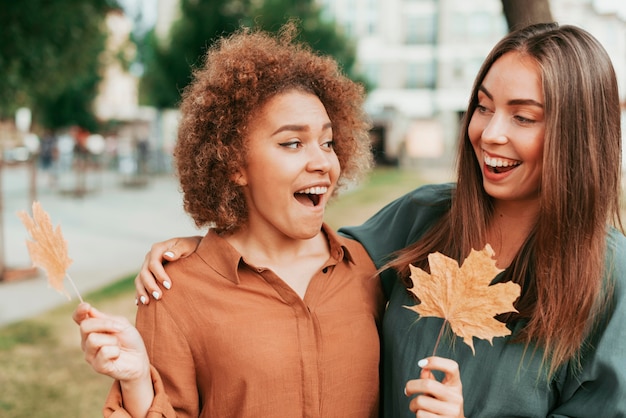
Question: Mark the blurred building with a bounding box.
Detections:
[102,0,626,168]
[94,9,139,122]
[317,0,626,166]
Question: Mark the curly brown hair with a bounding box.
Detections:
[175,22,372,232]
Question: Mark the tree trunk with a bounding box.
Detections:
[501,0,554,31]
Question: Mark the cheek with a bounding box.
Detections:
[467,118,482,146]
[518,134,545,164]
[329,153,341,178]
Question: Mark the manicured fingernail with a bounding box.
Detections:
[404,387,408,396]
[134,298,138,306]
[140,295,147,305]
[163,281,171,290]
[418,358,428,368]
[164,251,174,258]
[152,291,160,300]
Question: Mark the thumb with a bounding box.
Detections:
[72,302,94,324]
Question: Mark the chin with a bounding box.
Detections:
[293,226,324,240]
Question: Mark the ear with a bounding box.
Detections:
[231,170,247,186]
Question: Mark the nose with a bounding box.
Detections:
[306,145,333,173]
[480,113,509,145]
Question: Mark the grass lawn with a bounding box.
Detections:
[0,166,429,418]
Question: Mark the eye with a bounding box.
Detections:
[475,104,492,115]
[280,140,301,149]
[321,140,335,149]
[513,115,536,125]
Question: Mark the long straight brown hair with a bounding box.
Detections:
[387,23,623,376]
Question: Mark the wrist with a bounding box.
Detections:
[119,367,154,417]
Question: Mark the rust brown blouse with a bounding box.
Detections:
[103,224,384,417]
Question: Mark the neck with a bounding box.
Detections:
[224,225,328,268]
[487,199,539,268]
[224,225,331,299]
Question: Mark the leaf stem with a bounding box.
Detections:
[66,273,84,303]
[432,319,447,357]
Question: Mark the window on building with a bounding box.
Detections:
[364,62,380,88]
[406,61,436,89]
[405,14,436,45]
[467,12,493,39]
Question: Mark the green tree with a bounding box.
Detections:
[0,0,119,130]
[139,0,247,108]
[139,0,362,109]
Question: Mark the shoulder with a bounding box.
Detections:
[344,182,454,231]
[607,227,626,252]
[606,228,626,287]
[406,182,455,203]
[327,225,375,268]
[376,182,453,222]
[338,183,453,268]
[382,182,454,211]
[163,231,238,290]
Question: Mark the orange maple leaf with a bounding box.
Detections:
[17,201,80,301]
[404,244,521,354]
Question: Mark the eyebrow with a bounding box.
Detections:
[478,85,544,108]
[272,122,332,136]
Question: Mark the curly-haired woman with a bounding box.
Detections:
[73,23,383,418]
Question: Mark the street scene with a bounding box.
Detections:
[1,0,626,417]
[0,163,200,326]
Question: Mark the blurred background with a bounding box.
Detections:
[0,0,625,416]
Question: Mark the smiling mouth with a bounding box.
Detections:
[294,186,328,207]
[484,154,521,174]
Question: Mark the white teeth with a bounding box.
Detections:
[297,186,328,195]
[484,155,520,168]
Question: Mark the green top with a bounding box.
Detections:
[340,183,626,417]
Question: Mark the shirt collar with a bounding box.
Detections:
[194,223,355,285]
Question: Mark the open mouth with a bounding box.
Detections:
[294,186,328,207]
[484,154,521,174]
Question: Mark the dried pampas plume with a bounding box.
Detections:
[18,201,83,302]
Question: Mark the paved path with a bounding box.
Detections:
[0,165,201,326]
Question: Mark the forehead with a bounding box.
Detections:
[261,88,320,107]
[255,90,329,123]
[481,52,543,102]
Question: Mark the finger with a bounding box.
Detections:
[97,343,122,361]
[166,236,202,259]
[407,381,464,416]
[134,268,159,305]
[405,377,440,397]
[90,344,122,375]
[134,248,168,304]
[411,393,462,417]
[415,411,438,418]
[83,332,120,359]
[149,237,202,291]
[419,357,462,386]
[80,315,128,336]
[135,236,203,303]
[420,367,436,380]
[405,376,459,401]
